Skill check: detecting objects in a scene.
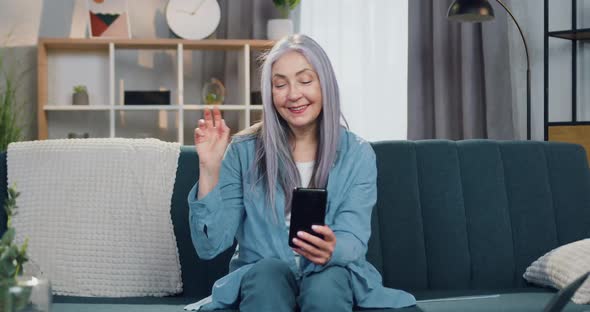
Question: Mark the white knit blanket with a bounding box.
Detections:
[7,138,183,297]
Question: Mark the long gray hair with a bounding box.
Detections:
[247,34,347,219]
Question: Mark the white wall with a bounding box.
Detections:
[299,0,408,141]
[0,0,43,46]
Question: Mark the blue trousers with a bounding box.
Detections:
[239,258,353,312]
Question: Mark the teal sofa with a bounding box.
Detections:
[1,140,590,311]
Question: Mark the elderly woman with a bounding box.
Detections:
[188,34,415,311]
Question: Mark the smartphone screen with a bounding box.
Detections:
[288,187,327,248]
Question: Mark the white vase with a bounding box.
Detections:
[267,19,294,40]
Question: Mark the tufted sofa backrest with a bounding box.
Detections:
[368,140,590,292]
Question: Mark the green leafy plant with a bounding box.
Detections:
[0,185,34,311]
[0,185,28,284]
[272,0,301,19]
[0,50,22,152]
[73,85,87,94]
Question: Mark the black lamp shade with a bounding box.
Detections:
[447,0,495,22]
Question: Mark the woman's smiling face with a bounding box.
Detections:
[271,51,323,133]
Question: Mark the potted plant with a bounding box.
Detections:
[0,51,22,152]
[0,185,30,311]
[72,85,89,105]
[267,0,301,40]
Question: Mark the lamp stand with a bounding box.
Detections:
[495,0,531,140]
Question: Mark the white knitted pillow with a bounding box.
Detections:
[523,239,590,304]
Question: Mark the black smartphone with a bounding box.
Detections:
[288,187,327,248]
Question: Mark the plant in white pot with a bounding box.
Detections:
[72,85,88,105]
[267,0,301,40]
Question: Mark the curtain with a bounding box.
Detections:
[298,0,409,141]
[408,0,516,140]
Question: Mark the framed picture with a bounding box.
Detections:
[87,0,131,38]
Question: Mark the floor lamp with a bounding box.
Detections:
[447,0,531,140]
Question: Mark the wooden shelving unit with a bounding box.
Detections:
[37,38,274,143]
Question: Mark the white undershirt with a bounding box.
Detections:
[286,160,315,269]
[295,160,315,188]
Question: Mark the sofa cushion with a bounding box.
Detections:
[52,303,206,312]
[52,290,589,312]
[53,295,197,305]
[416,292,588,312]
[51,305,422,312]
[524,239,590,304]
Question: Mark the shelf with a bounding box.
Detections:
[548,28,590,41]
[548,121,590,126]
[183,105,263,110]
[45,105,181,111]
[45,106,110,111]
[39,38,276,51]
[44,105,263,112]
[115,105,180,111]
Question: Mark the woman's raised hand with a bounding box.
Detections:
[194,106,231,174]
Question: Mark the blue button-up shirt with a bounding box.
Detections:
[187,127,416,310]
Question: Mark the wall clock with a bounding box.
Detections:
[166,0,221,39]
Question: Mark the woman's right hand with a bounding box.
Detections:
[194,106,231,175]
